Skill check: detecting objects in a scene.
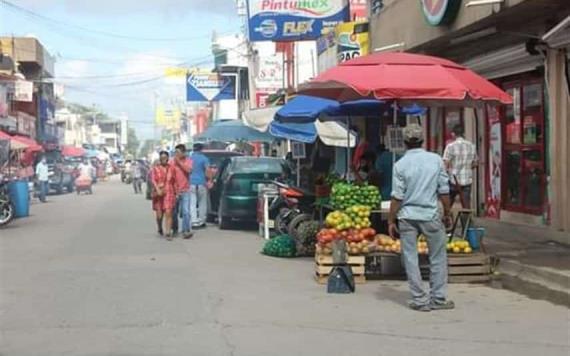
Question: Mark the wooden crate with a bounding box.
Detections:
[315,254,366,284]
[447,253,491,283]
[419,253,491,283]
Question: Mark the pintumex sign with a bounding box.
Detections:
[420,0,461,26]
[246,0,349,42]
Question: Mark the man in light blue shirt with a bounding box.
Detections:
[35,156,49,203]
[190,143,210,228]
[389,124,453,312]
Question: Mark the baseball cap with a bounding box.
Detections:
[403,124,424,142]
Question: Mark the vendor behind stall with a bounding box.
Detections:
[353,151,381,188]
[375,144,395,201]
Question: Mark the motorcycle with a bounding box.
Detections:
[269,180,316,238]
[0,179,14,227]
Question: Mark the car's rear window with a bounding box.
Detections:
[232,158,285,174]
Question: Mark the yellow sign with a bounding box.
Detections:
[335,21,369,63]
[155,104,181,130]
[164,67,189,78]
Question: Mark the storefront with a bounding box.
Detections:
[367,0,570,234]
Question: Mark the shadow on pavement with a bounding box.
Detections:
[374,284,409,307]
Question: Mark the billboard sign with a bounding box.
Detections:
[246,0,350,42]
[317,29,336,55]
[186,70,236,102]
[255,55,284,90]
[14,80,33,102]
[335,21,369,63]
[255,91,274,108]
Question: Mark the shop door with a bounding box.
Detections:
[502,80,546,215]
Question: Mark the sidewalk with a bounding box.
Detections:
[475,218,570,306]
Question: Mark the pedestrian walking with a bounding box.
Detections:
[443,125,478,208]
[132,161,143,194]
[151,151,176,240]
[388,124,454,312]
[170,144,193,239]
[190,143,210,229]
[35,156,49,203]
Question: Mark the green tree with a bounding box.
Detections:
[126,127,140,157]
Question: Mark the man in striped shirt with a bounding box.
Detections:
[443,125,478,209]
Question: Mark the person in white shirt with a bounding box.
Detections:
[79,159,94,179]
[35,157,49,203]
[131,161,143,194]
[443,125,478,209]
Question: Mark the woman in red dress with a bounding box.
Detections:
[151,151,176,240]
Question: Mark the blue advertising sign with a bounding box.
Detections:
[186,71,236,102]
[246,0,350,42]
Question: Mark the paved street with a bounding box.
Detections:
[1,178,569,356]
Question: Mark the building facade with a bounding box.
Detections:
[0,37,57,145]
[368,0,570,234]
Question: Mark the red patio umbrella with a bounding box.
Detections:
[0,131,28,150]
[298,52,512,106]
[11,135,43,152]
[62,145,86,157]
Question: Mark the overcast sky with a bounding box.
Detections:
[0,0,242,139]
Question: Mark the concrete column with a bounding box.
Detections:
[547,48,570,232]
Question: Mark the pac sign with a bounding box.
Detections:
[420,0,461,26]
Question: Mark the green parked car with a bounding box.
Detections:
[209,156,289,229]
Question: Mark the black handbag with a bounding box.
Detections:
[327,265,356,294]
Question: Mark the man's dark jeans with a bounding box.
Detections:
[450,183,472,209]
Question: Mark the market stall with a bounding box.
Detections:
[259,52,511,286]
[297,52,512,285]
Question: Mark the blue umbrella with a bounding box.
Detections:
[268,121,316,144]
[275,96,386,123]
[398,103,427,116]
[85,149,99,158]
[194,119,275,143]
[275,95,425,123]
[325,99,387,117]
[274,95,340,123]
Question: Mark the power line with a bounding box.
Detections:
[6,41,247,84]
[0,0,238,42]
[1,17,214,63]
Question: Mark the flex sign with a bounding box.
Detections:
[246,0,350,42]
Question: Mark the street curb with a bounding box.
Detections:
[495,258,570,307]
